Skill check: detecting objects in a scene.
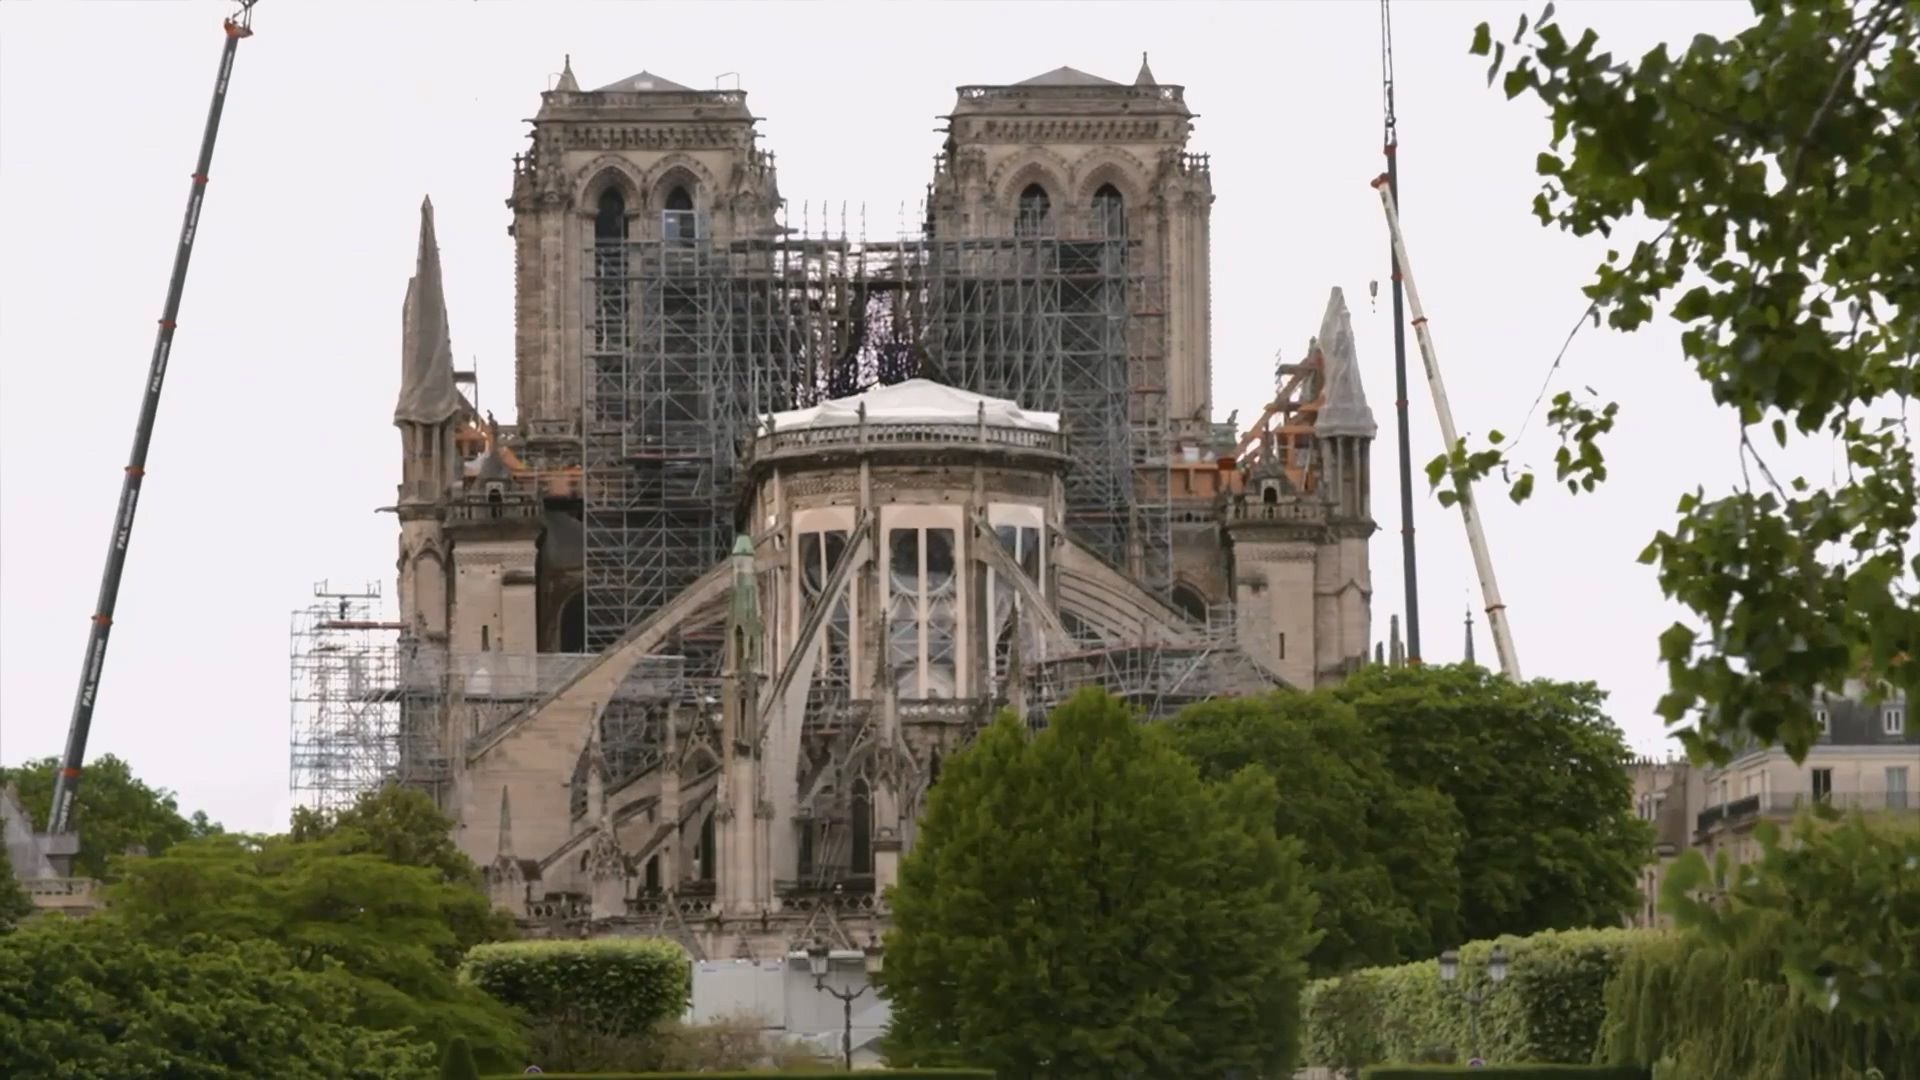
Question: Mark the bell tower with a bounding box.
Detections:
[506,59,782,458]
[927,54,1214,441]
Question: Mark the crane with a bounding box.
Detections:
[47,1,261,842]
[1380,0,1424,664]
[1371,175,1524,681]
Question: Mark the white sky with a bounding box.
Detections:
[1,0,1790,834]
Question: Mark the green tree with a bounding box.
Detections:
[0,754,206,879]
[1333,664,1652,942]
[1167,690,1465,973]
[1451,0,1918,761]
[881,689,1320,1079]
[1663,809,1920,1043]
[107,831,525,1068]
[0,846,34,933]
[290,784,513,951]
[439,1035,481,1080]
[0,915,433,1078]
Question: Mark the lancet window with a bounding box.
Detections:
[887,527,959,698]
[591,187,629,354]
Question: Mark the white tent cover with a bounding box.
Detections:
[759,378,1060,435]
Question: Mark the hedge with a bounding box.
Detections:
[480,1060,998,1068]
[460,937,690,1037]
[482,1072,994,1079]
[1301,928,1651,1071]
[1598,930,1920,1078]
[1367,1060,1651,1068]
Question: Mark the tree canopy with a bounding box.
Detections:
[0,846,33,933]
[0,754,209,879]
[290,784,514,953]
[1330,664,1653,943]
[1447,0,1918,762]
[1166,689,1465,974]
[880,689,1320,1079]
[0,916,433,1079]
[107,828,524,1067]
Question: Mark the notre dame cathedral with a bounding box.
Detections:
[382,55,1377,959]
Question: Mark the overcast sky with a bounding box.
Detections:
[2,0,1788,834]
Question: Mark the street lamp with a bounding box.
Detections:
[1438,944,1507,1063]
[807,937,885,1071]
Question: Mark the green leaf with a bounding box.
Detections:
[1471,22,1493,57]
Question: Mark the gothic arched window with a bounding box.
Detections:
[1092,183,1125,238]
[558,593,585,653]
[1015,183,1052,238]
[664,184,695,242]
[594,187,628,242]
[698,811,717,881]
[850,779,873,875]
[1172,583,1209,626]
[592,188,629,353]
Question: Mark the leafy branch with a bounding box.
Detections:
[1462,0,1918,762]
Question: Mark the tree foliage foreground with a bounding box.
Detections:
[1451,0,1917,761]
[880,689,1320,1079]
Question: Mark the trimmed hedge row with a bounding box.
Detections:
[460,938,691,1037]
[482,1072,995,1079]
[1301,927,1651,1070]
[1367,1060,1651,1068]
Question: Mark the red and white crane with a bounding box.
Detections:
[48,2,262,841]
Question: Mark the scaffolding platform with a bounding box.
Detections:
[581,206,1171,655]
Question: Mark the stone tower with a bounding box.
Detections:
[505,59,782,457]
[926,55,1214,442]
[393,197,467,642]
[1222,287,1376,686]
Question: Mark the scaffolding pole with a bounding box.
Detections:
[288,581,401,814]
[579,205,1170,653]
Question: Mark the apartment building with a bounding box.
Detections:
[1627,680,1913,928]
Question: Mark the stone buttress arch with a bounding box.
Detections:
[572,154,648,212]
[988,148,1074,208]
[643,153,719,210]
[1070,147,1152,206]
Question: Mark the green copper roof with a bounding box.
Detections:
[732,534,755,557]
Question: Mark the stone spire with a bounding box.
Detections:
[1314,286,1377,440]
[394,197,465,426]
[555,54,580,93]
[1388,614,1405,667]
[1464,607,1477,665]
[1135,52,1157,86]
[495,785,515,860]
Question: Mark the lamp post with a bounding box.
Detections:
[807,937,884,1071]
[1438,944,1507,1064]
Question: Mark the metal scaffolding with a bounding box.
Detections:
[581,206,1169,652]
[1033,603,1271,721]
[288,582,402,814]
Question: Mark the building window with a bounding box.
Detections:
[1015,183,1052,238]
[1886,706,1907,736]
[798,530,852,688]
[1815,707,1830,734]
[1887,766,1910,810]
[989,524,1042,683]
[1811,767,1833,803]
[1277,632,1287,661]
[663,184,695,242]
[850,779,873,876]
[1092,183,1125,238]
[592,187,630,353]
[1170,583,1209,625]
[480,625,491,652]
[888,527,958,697]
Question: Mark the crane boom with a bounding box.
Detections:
[48,2,260,839]
[1370,173,1523,680]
